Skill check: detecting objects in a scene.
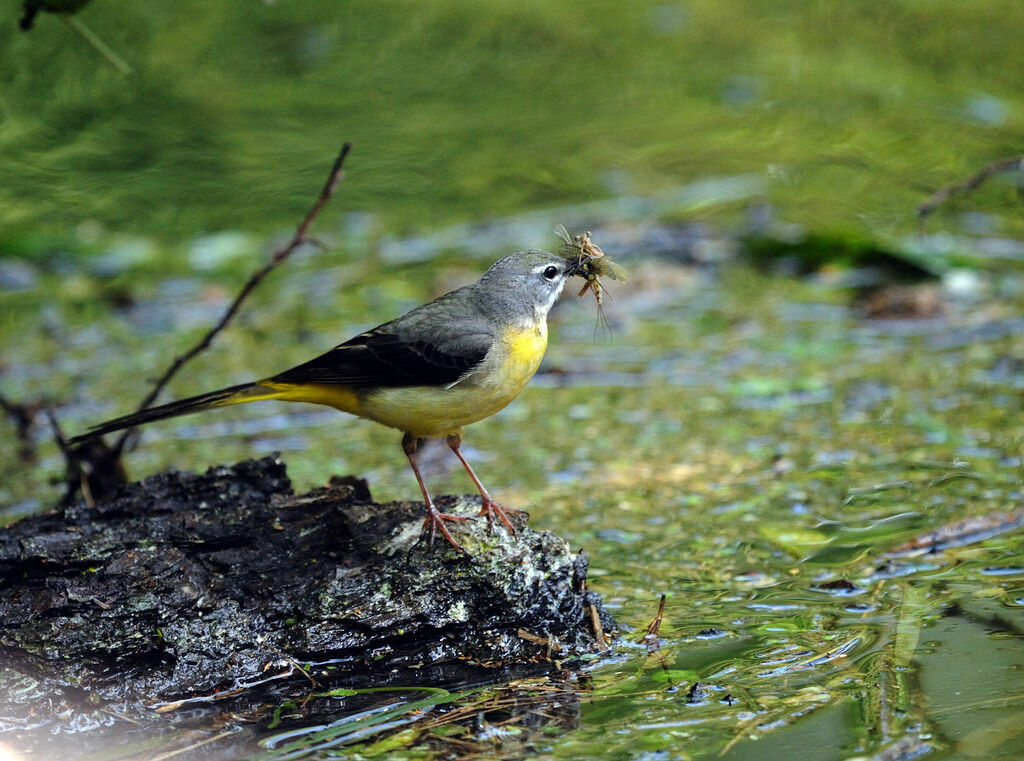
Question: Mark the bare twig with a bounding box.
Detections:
[884,507,1024,558]
[45,407,70,457]
[48,407,123,508]
[60,15,133,76]
[636,593,667,653]
[110,143,353,459]
[917,156,1024,231]
[517,628,566,656]
[588,604,608,653]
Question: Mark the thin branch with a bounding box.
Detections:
[588,603,608,653]
[43,407,70,458]
[60,15,133,76]
[636,593,666,653]
[917,156,1024,231]
[110,142,353,458]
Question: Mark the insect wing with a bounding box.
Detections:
[600,258,628,282]
[554,224,574,247]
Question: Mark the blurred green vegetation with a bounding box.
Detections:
[1,0,1023,250]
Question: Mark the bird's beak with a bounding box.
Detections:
[564,258,586,278]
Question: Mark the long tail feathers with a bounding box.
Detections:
[69,382,268,445]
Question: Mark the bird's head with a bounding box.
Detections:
[477,249,582,320]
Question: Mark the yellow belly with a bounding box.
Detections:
[361,322,547,437]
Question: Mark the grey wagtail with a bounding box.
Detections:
[71,250,584,551]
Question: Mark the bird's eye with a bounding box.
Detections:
[542,265,559,280]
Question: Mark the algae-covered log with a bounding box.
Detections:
[0,457,611,721]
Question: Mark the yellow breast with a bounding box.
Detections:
[358,322,548,437]
[498,321,548,393]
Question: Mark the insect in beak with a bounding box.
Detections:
[554,225,627,309]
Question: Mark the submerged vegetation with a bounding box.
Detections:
[4,219,1022,759]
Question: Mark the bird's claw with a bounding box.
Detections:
[420,505,471,554]
[478,498,525,536]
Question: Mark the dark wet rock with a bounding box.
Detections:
[0,456,611,721]
[854,283,947,319]
[811,578,864,596]
[694,628,728,640]
[686,681,713,704]
[741,228,940,284]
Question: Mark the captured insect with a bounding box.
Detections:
[554,225,627,306]
[554,225,626,336]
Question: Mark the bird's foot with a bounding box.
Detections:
[420,503,472,554]
[478,497,526,536]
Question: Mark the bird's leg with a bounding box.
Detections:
[446,433,524,535]
[402,432,469,552]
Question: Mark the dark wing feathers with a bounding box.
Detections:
[269,328,489,389]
